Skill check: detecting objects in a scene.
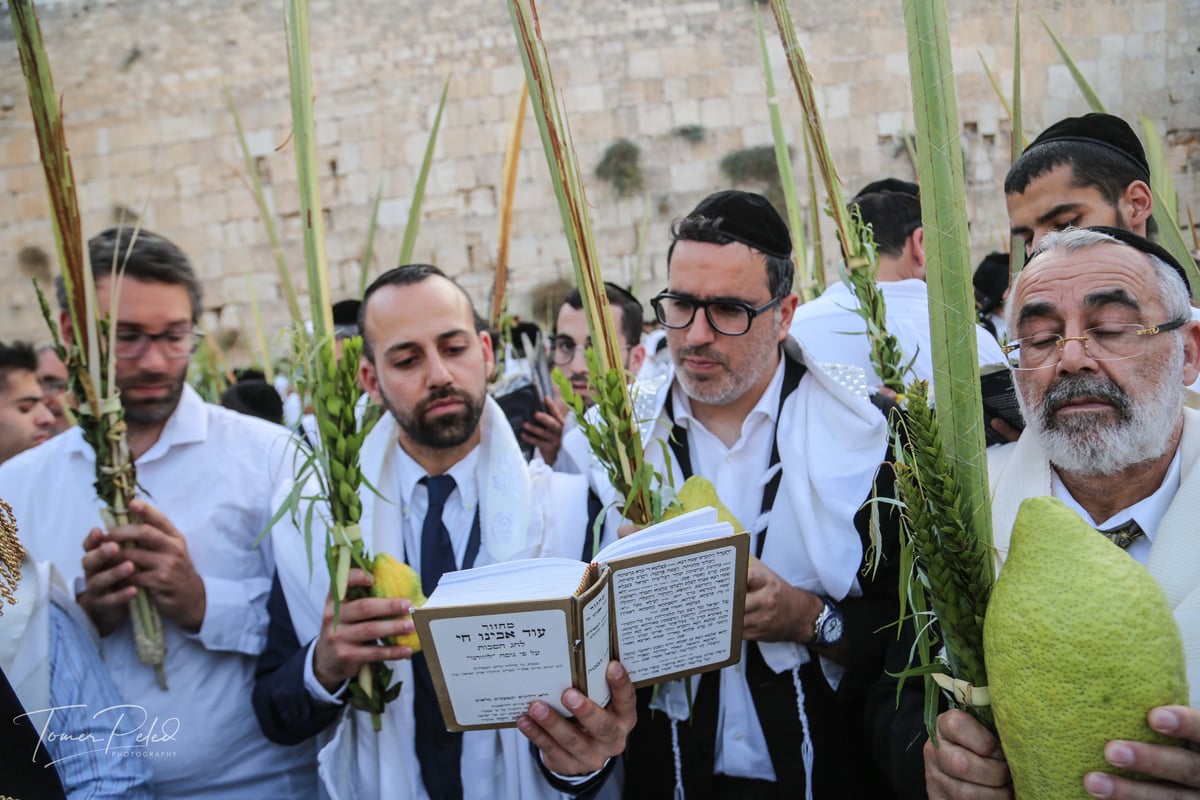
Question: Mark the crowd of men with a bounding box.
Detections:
[0,111,1198,800]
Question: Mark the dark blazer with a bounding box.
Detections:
[252,573,342,745]
[0,667,67,799]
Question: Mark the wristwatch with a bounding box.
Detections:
[811,597,844,648]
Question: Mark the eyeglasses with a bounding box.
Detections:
[1001,319,1187,370]
[650,292,781,336]
[113,329,204,360]
[549,336,630,366]
[38,376,67,395]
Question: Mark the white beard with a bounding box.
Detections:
[1016,347,1186,477]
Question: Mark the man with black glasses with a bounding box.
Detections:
[574,190,903,798]
[521,282,647,469]
[923,228,1200,800]
[0,228,315,799]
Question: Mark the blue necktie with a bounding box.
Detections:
[414,474,463,800]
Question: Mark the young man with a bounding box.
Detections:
[573,191,902,798]
[1006,113,1154,256]
[0,228,312,799]
[789,179,1007,387]
[262,264,634,799]
[521,282,648,468]
[0,340,54,464]
[924,228,1200,800]
[35,344,71,435]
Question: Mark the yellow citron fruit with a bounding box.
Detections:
[663,476,743,532]
[370,553,427,652]
[983,496,1188,799]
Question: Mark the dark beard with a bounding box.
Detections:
[387,385,484,450]
[119,371,187,425]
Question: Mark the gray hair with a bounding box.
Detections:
[1007,227,1192,334]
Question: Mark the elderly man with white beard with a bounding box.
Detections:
[922,226,1200,800]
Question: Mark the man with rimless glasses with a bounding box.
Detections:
[923,227,1200,800]
[0,228,315,799]
[570,190,904,798]
[520,283,646,469]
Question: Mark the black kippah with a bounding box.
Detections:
[685,190,793,260]
[1085,226,1191,293]
[853,178,919,200]
[1025,113,1150,183]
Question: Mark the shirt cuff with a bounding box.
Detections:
[304,638,349,705]
[543,751,608,785]
[181,574,270,654]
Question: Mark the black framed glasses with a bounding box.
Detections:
[650,292,781,336]
[1001,319,1187,370]
[549,336,630,366]
[113,329,204,360]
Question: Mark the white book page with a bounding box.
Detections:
[595,507,727,565]
[421,558,586,608]
[610,543,739,683]
[427,608,574,726]
[581,581,612,706]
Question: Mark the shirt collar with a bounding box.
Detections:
[394,440,481,515]
[1051,447,1182,541]
[64,383,208,464]
[671,353,786,437]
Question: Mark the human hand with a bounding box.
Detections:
[521,397,568,465]
[517,661,636,776]
[102,499,207,631]
[742,558,822,644]
[924,709,1013,800]
[1082,705,1200,798]
[79,527,134,635]
[311,568,416,692]
[988,416,1022,444]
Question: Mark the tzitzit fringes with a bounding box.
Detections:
[791,667,815,800]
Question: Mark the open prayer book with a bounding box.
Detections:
[411,507,750,731]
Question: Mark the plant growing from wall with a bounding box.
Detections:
[720,144,789,214]
[595,138,643,197]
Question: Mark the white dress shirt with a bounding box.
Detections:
[670,362,787,781]
[0,385,314,800]
[1051,448,1182,566]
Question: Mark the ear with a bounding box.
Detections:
[627,343,647,377]
[1122,180,1154,230]
[909,227,926,267]
[777,293,800,341]
[59,310,73,346]
[358,354,383,404]
[478,330,496,378]
[1182,320,1200,388]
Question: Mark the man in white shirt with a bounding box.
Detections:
[522,283,648,471]
[0,228,313,799]
[789,179,1007,388]
[924,228,1200,799]
[580,191,900,798]
[266,263,635,799]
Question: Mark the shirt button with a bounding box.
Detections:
[733,731,744,741]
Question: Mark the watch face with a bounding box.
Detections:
[822,614,844,644]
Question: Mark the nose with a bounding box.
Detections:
[426,351,453,387]
[684,308,717,346]
[34,402,54,430]
[1056,334,1098,374]
[134,339,171,372]
[569,344,588,374]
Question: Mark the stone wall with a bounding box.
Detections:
[1,0,1197,357]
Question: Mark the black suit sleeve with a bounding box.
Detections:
[0,667,67,800]
[252,572,343,744]
[531,741,619,797]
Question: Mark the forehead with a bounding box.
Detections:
[0,369,41,401]
[668,240,769,297]
[365,277,475,343]
[94,276,193,326]
[1006,164,1116,224]
[556,302,625,340]
[1014,244,1160,320]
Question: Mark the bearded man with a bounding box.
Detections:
[924,227,1200,800]
[260,264,634,800]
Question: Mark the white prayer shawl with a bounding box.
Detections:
[273,396,588,800]
[989,406,1200,705]
[0,559,92,715]
[588,341,888,679]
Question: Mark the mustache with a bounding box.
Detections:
[677,345,729,367]
[1040,373,1132,427]
[417,385,472,415]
